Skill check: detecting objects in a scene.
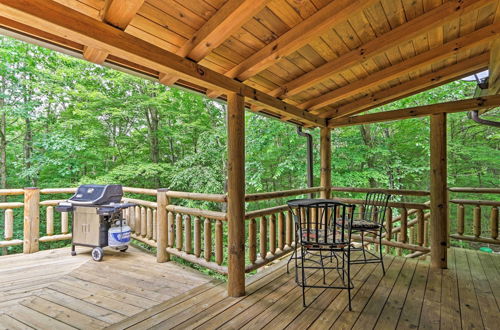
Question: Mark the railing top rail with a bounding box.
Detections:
[245,204,289,220]
[0,202,24,209]
[450,199,500,207]
[165,191,227,203]
[40,188,76,194]
[244,186,324,202]
[331,186,430,196]
[449,187,500,194]
[0,189,24,196]
[334,197,430,209]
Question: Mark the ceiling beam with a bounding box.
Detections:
[489,38,500,95]
[177,0,270,62]
[158,72,179,86]
[101,0,145,30]
[0,0,325,127]
[224,0,378,81]
[304,22,500,113]
[328,95,500,128]
[270,0,494,99]
[84,0,145,64]
[321,52,490,119]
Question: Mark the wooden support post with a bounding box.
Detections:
[320,127,331,199]
[23,187,40,254]
[430,113,448,269]
[156,188,169,263]
[227,92,246,297]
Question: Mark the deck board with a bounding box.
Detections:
[1,248,499,329]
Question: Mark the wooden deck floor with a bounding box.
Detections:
[0,246,212,329]
[108,248,500,330]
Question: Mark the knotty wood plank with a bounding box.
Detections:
[20,296,109,329]
[440,248,461,330]
[106,280,224,329]
[0,313,32,330]
[454,248,484,330]
[59,276,158,309]
[351,257,408,329]
[4,305,75,330]
[373,258,418,329]
[39,289,125,324]
[477,252,500,308]
[329,257,404,330]
[418,264,442,328]
[283,262,379,330]
[48,281,143,317]
[465,249,499,329]
[308,257,395,330]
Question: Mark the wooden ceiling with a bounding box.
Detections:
[0,0,499,127]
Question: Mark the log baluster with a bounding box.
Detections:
[4,209,13,240]
[277,212,285,253]
[385,207,392,253]
[457,204,464,235]
[249,218,257,264]
[215,220,223,265]
[473,205,481,238]
[185,215,192,253]
[260,216,267,260]
[417,209,424,246]
[153,210,157,241]
[424,219,429,247]
[400,208,408,243]
[167,211,175,249]
[146,208,153,239]
[61,212,68,234]
[269,214,276,255]
[204,218,212,262]
[128,207,135,233]
[285,210,292,249]
[135,206,141,235]
[141,207,147,237]
[194,217,201,258]
[176,213,183,250]
[491,207,498,239]
[46,206,54,236]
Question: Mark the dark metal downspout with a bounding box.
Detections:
[469,110,500,128]
[297,127,314,198]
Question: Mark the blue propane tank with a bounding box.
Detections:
[108,221,131,247]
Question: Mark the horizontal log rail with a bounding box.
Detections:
[450,199,500,207]
[0,202,23,209]
[0,189,24,196]
[244,187,324,202]
[331,186,430,196]
[245,205,288,220]
[449,187,500,194]
[333,197,429,210]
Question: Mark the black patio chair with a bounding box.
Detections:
[287,199,355,309]
[349,192,391,274]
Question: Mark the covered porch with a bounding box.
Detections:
[0,0,500,329]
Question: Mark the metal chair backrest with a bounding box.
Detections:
[361,192,391,224]
[293,200,354,246]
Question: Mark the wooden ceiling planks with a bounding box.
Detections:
[0,0,498,125]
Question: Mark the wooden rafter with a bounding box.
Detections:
[177,0,269,62]
[305,22,500,114]
[270,0,494,99]
[101,0,145,30]
[224,0,378,81]
[321,52,490,119]
[489,38,500,95]
[84,0,145,64]
[158,72,179,86]
[0,0,325,126]
[327,95,500,128]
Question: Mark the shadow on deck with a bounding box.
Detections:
[1,248,499,329]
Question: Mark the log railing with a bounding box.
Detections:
[449,187,500,245]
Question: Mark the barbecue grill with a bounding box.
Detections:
[56,184,135,261]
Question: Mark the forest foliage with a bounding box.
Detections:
[0,35,499,257]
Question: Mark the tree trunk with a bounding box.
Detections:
[0,95,7,203]
[359,125,377,188]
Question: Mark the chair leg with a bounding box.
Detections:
[347,249,352,311]
[319,249,326,284]
[294,244,299,285]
